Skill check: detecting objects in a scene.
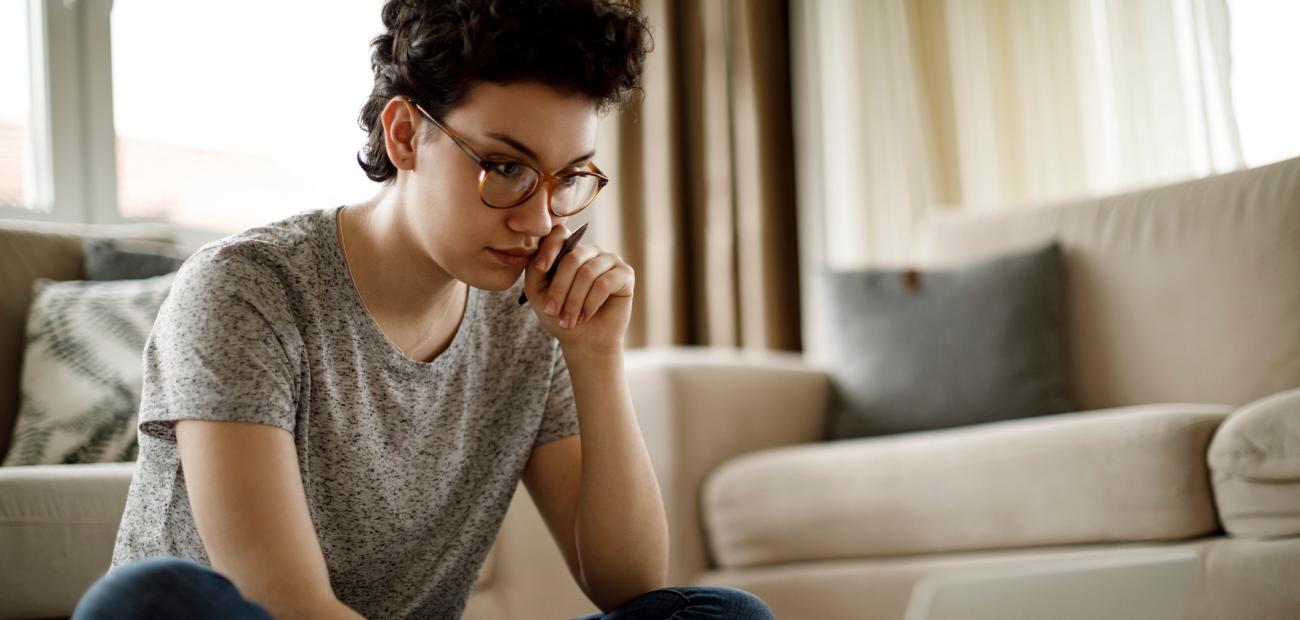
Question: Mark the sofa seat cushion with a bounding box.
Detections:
[703,404,1230,568]
[0,462,136,619]
[693,537,1300,620]
[1209,387,1300,538]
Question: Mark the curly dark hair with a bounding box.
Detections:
[356,0,651,183]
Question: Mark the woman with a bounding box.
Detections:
[71,1,774,619]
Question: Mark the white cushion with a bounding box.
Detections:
[1209,387,1300,538]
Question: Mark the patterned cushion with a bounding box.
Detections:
[2,273,174,466]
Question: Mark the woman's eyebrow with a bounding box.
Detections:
[486,132,596,168]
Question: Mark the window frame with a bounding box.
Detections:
[1,0,123,225]
[2,0,228,248]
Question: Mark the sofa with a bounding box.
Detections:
[626,156,1300,619]
[2,156,1299,619]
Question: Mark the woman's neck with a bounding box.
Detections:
[338,192,466,357]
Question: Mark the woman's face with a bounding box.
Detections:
[401,81,599,292]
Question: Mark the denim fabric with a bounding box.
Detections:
[73,556,775,620]
[572,586,776,620]
[72,557,274,620]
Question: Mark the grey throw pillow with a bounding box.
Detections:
[821,242,1073,439]
[84,238,186,281]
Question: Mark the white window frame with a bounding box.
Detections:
[4,0,231,248]
[2,0,125,225]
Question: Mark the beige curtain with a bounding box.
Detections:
[588,0,801,351]
[791,0,1245,360]
[793,0,1245,269]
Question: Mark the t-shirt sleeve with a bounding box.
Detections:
[534,342,580,446]
[137,248,301,442]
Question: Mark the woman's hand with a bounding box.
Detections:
[524,224,634,357]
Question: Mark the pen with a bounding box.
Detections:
[519,222,590,305]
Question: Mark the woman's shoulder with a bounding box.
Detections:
[173,209,331,305]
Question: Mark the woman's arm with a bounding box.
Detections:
[522,224,668,610]
[176,420,368,620]
[566,351,670,609]
[523,351,669,612]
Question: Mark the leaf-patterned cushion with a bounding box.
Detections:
[2,273,174,466]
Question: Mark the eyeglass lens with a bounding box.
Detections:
[481,165,601,215]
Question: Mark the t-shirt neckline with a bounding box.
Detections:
[324,205,478,370]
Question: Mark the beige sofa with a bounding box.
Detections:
[624,157,1300,619]
[3,156,1300,619]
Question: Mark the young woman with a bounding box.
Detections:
[71,1,774,619]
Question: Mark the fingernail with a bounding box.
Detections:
[534,256,547,271]
[561,313,572,328]
[545,299,558,316]
[578,311,587,325]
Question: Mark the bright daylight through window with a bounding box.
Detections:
[109,0,383,231]
[0,1,34,210]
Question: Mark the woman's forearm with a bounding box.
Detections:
[564,351,670,611]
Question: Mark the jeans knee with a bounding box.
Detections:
[74,557,225,618]
[713,587,775,619]
[109,557,217,591]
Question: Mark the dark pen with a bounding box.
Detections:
[519,222,590,305]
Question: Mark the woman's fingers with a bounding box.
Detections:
[533,224,570,272]
[548,246,612,327]
[578,265,634,325]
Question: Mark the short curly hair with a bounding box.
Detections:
[356,0,651,183]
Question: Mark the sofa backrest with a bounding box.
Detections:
[916,157,1300,411]
[0,219,174,460]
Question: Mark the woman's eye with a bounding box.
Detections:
[558,175,580,188]
[492,162,524,178]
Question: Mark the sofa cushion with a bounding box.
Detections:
[820,242,1072,438]
[0,219,173,461]
[703,404,1230,568]
[83,238,186,281]
[0,462,136,619]
[692,537,1300,620]
[1208,387,1300,538]
[2,274,174,466]
[918,156,1300,410]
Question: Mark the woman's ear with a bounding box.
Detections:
[380,96,419,171]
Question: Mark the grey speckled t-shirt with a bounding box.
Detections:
[110,205,580,619]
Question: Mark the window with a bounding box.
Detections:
[0,0,35,210]
[1228,0,1300,167]
[110,1,384,232]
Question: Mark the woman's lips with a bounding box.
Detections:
[488,247,532,267]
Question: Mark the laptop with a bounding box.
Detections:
[903,551,1200,620]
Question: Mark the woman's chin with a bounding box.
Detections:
[461,266,526,293]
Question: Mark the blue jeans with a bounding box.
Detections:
[72,557,274,619]
[73,556,775,620]
[571,586,775,620]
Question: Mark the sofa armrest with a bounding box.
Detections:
[624,347,830,582]
[1209,387,1300,538]
[0,462,136,620]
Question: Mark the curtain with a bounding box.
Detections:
[792,0,1245,269]
[589,0,802,351]
[791,0,1244,360]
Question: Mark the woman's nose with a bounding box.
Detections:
[507,184,558,237]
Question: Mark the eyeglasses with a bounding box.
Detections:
[408,98,609,218]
